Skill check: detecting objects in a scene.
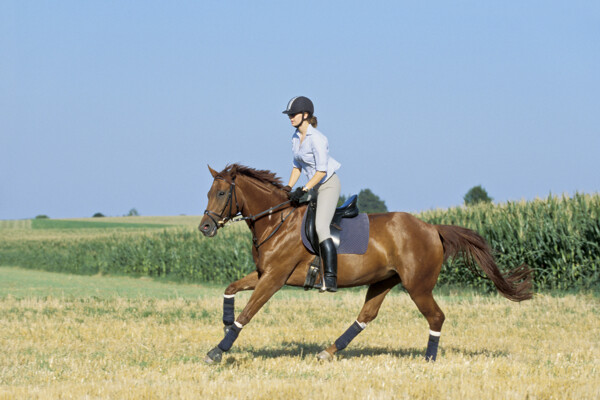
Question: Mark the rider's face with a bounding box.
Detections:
[289,112,306,127]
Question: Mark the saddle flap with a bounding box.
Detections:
[304,203,320,255]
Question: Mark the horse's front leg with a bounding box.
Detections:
[205,270,288,364]
[222,271,259,333]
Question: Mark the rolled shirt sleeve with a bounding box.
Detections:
[292,157,302,170]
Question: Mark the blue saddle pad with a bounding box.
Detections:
[301,211,370,255]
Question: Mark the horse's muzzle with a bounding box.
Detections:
[199,219,218,237]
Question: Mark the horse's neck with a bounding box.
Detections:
[238,178,288,220]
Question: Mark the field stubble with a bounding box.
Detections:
[0,268,598,399]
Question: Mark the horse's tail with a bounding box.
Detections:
[435,224,533,302]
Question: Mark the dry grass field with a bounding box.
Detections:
[0,216,249,243]
[0,220,32,230]
[0,266,598,399]
[0,216,200,229]
[69,215,203,227]
[0,216,201,242]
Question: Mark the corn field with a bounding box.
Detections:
[0,193,598,290]
[0,225,253,283]
[419,193,599,290]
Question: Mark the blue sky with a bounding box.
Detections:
[1,1,599,220]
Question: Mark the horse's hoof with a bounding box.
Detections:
[316,350,334,362]
[204,355,217,365]
[205,346,223,364]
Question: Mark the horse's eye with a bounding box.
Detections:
[218,191,226,196]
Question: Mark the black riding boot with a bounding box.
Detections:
[319,238,338,292]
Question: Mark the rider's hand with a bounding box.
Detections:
[289,187,305,202]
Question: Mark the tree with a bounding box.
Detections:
[127,208,139,217]
[464,185,493,206]
[358,188,388,214]
[92,212,105,218]
[337,194,347,207]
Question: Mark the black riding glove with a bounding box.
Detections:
[289,187,305,203]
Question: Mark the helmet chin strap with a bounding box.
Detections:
[293,113,309,129]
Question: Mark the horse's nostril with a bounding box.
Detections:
[201,223,214,233]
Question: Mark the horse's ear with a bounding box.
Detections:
[208,165,219,178]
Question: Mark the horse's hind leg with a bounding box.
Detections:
[222,271,259,331]
[409,291,445,361]
[318,274,401,360]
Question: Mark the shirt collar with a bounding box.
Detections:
[295,125,315,137]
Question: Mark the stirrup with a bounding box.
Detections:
[319,277,337,293]
[319,286,337,293]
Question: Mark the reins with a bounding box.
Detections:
[231,200,293,224]
[249,207,295,249]
[203,176,294,249]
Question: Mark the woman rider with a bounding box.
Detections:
[282,96,341,292]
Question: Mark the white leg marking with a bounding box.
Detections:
[429,330,441,337]
[224,294,235,299]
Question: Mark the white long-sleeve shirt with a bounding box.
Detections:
[291,125,341,184]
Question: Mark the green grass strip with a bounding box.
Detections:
[0,266,215,300]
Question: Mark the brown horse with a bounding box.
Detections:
[199,164,533,364]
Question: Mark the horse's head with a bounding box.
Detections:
[199,163,289,237]
[199,165,242,237]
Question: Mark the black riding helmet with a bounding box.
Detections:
[282,96,314,116]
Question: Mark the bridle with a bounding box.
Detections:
[203,176,294,248]
[203,176,241,228]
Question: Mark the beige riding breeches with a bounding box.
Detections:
[315,173,341,243]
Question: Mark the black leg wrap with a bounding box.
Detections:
[223,296,235,326]
[334,321,365,351]
[217,323,242,352]
[425,334,440,361]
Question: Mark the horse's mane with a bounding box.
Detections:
[219,164,284,189]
